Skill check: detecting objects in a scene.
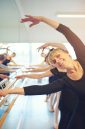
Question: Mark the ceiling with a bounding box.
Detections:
[0,0,85,44]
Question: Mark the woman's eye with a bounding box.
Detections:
[56,54,60,58]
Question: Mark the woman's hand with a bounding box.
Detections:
[20,15,42,27]
[0,74,9,79]
[0,89,8,97]
[37,43,50,52]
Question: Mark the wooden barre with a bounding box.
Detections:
[0,96,18,128]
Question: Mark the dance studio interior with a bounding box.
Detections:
[0,0,85,129]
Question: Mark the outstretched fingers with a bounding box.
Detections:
[20,15,40,27]
[37,43,49,52]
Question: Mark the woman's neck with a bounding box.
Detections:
[67,61,84,80]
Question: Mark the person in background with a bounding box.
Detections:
[0,52,16,82]
[0,54,5,64]
[0,54,9,87]
[3,52,16,66]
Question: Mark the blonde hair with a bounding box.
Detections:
[12,52,16,57]
[48,48,68,64]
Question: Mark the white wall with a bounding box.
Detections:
[0,0,85,44]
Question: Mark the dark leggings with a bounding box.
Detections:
[58,110,72,129]
[67,102,85,129]
[59,94,79,129]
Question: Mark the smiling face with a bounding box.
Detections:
[49,48,73,70]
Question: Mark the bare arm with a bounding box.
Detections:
[16,70,53,79]
[0,68,14,73]
[21,15,85,63]
[20,15,60,29]
[38,42,67,51]
[0,74,9,79]
[0,87,25,96]
[40,16,60,29]
[0,70,53,97]
[25,65,51,72]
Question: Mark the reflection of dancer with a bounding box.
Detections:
[0,55,9,83]
[3,52,16,66]
[0,52,16,82]
[0,47,10,55]
[0,16,85,129]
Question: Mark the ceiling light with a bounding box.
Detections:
[56,12,85,18]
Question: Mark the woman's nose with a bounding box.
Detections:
[55,58,61,62]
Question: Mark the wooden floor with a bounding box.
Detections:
[0,78,55,129]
